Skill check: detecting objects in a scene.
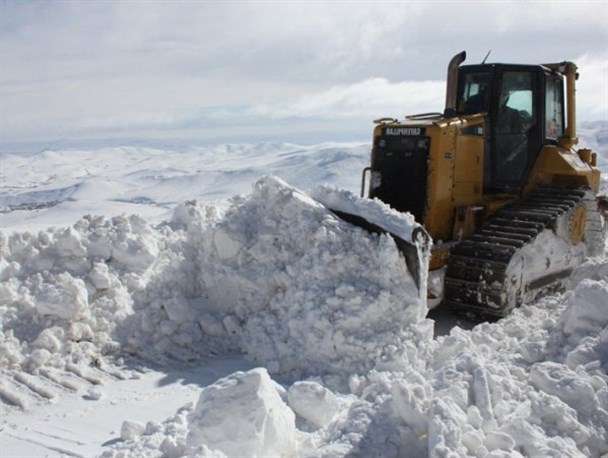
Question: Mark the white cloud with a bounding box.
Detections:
[1,1,606,147]
[250,79,445,120]
[575,53,608,121]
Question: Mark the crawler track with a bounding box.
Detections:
[444,187,590,317]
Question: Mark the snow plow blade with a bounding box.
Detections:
[309,187,431,296]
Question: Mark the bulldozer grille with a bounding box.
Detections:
[370,133,430,223]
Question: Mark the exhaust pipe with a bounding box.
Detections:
[444,51,466,117]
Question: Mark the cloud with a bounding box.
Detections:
[249,79,445,120]
[1,1,606,148]
[575,53,608,121]
[3,1,606,83]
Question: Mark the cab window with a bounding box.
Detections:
[493,71,536,187]
[458,72,491,114]
[497,71,534,133]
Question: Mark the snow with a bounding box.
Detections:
[1,127,607,457]
[186,368,296,458]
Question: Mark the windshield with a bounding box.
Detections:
[458,72,492,114]
[498,72,533,119]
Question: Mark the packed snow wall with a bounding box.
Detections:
[1,176,432,378]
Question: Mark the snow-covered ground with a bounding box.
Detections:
[1,123,607,457]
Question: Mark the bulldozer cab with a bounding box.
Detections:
[456,63,566,195]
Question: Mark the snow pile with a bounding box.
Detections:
[100,368,298,458]
[103,254,608,458]
[310,185,421,243]
[0,176,428,382]
[0,215,158,373]
[328,270,608,457]
[194,176,430,375]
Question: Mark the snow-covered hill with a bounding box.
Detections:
[1,127,607,457]
[0,143,369,233]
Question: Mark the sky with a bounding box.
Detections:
[1,0,607,151]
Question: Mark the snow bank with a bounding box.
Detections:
[1,176,429,382]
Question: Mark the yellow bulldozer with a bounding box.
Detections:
[352,51,605,317]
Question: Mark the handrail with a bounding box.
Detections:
[361,167,371,197]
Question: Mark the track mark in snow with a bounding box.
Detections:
[102,367,130,381]
[39,368,82,392]
[14,372,57,400]
[30,428,88,446]
[4,431,85,458]
[66,363,104,385]
[89,363,131,382]
[0,379,28,410]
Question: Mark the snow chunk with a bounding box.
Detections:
[287,381,341,428]
[107,215,159,271]
[89,262,112,290]
[530,362,598,416]
[561,279,608,337]
[391,374,432,438]
[428,397,469,457]
[84,387,104,401]
[121,420,145,441]
[35,273,88,320]
[187,368,296,458]
[161,296,193,324]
